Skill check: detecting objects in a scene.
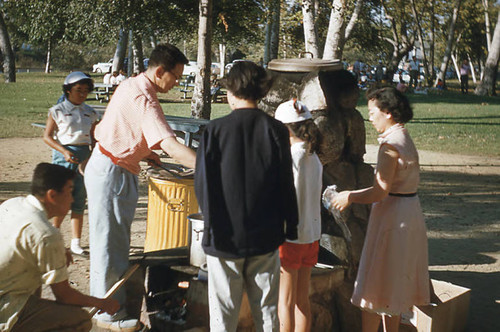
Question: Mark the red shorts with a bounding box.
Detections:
[279,241,319,269]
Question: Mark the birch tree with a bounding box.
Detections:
[0,9,15,82]
[302,0,319,58]
[475,11,500,96]
[191,0,213,119]
[323,0,364,60]
[436,0,462,86]
[381,1,414,80]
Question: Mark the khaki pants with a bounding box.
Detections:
[11,295,92,332]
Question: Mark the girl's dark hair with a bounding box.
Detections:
[63,78,94,97]
[31,163,75,197]
[286,119,322,154]
[366,86,413,123]
[222,61,273,101]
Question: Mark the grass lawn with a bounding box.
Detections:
[1,72,499,157]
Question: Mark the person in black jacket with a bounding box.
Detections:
[194,61,299,332]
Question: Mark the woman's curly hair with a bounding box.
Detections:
[366,86,413,124]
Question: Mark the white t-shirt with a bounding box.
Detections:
[0,195,68,331]
[288,142,323,244]
[49,99,98,145]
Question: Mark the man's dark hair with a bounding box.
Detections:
[222,61,273,101]
[148,44,189,72]
[366,86,413,124]
[63,78,94,98]
[31,163,76,197]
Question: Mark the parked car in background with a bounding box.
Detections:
[183,61,198,77]
[93,58,149,74]
[93,59,113,73]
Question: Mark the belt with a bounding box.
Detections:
[389,192,417,197]
[98,144,120,165]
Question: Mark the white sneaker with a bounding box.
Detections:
[95,318,140,332]
[70,244,89,257]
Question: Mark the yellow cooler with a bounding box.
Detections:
[145,174,198,252]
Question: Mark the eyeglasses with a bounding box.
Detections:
[169,70,182,82]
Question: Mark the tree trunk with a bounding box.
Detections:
[45,39,51,74]
[219,43,226,78]
[410,0,430,86]
[436,0,462,86]
[482,0,492,52]
[113,28,128,73]
[381,2,414,81]
[344,0,363,40]
[0,10,15,83]
[133,32,144,73]
[127,30,134,76]
[270,0,280,60]
[323,0,346,60]
[302,0,319,58]
[475,12,500,96]
[191,0,213,119]
[429,0,436,84]
[264,18,271,64]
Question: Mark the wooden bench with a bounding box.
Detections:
[178,81,195,99]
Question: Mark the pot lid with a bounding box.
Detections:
[267,58,342,72]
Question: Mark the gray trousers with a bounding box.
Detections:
[206,250,280,332]
[84,147,138,321]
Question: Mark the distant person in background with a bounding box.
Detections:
[409,56,420,89]
[353,59,361,80]
[116,70,127,84]
[396,74,408,93]
[109,71,119,85]
[460,59,471,94]
[375,60,384,82]
[103,68,112,85]
[43,72,98,257]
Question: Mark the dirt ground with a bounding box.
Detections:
[1,137,499,331]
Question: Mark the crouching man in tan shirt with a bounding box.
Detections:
[0,163,119,332]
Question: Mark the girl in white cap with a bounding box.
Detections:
[43,72,98,257]
[274,99,323,332]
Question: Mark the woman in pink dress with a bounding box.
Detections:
[330,87,429,332]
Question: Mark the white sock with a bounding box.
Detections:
[71,238,83,254]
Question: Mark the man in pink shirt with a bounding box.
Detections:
[84,44,196,331]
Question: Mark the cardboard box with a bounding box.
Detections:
[404,279,471,332]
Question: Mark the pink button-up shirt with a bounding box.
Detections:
[94,73,175,174]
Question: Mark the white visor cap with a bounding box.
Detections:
[64,71,91,85]
[274,99,312,124]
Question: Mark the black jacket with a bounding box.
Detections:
[194,108,298,258]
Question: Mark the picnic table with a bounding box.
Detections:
[179,81,195,99]
[32,105,209,149]
[92,83,117,102]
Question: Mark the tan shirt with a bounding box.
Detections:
[0,195,68,332]
[94,73,176,174]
